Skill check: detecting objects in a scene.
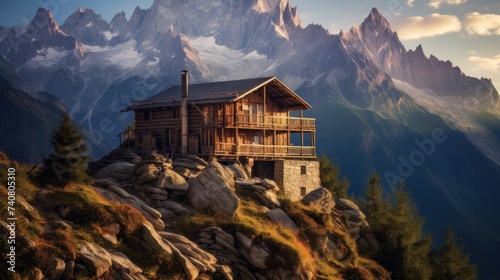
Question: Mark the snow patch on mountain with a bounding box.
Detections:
[31,48,70,66]
[103,40,143,69]
[190,36,271,79]
[102,31,117,41]
[395,80,500,165]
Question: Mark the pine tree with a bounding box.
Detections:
[379,183,433,280]
[364,180,433,280]
[362,172,390,233]
[43,113,92,187]
[431,228,478,280]
[318,154,350,198]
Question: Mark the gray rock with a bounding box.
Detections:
[301,187,335,213]
[166,240,200,280]
[141,222,172,255]
[173,158,207,171]
[144,186,169,195]
[155,169,189,191]
[173,166,201,179]
[149,193,168,201]
[135,164,160,184]
[253,187,281,208]
[161,201,191,216]
[335,198,361,211]
[140,204,162,219]
[186,155,209,166]
[246,240,270,269]
[266,208,299,233]
[160,232,218,267]
[108,250,143,274]
[186,162,239,217]
[157,208,177,219]
[215,264,234,280]
[260,178,280,191]
[343,209,366,221]
[227,163,249,180]
[76,242,112,277]
[95,161,135,181]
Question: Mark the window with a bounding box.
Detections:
[253,135,263,145]
[301,187,307,196]
[301,165,307,174]
[144,110,151,121]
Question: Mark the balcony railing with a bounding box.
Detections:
[202,142,316,157]
[214,114,315,130]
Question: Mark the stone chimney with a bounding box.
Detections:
[181,70,188,157]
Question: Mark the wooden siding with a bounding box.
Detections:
[131,84,316,158]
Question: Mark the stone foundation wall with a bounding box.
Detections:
[274,159,321,201]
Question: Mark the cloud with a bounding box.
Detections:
[468,55,500,72]
[428,0,467,9]
[407,0,415,7]
[392,13,461,40]
[465,12,500,35]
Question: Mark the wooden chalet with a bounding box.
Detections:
[122,71,320,199]
[122,71,316,160]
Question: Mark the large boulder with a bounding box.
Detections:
[235,232,270,270]
[155,168,189,192]
[266,208,299,233]
[140,222,172,255]
[135,164,161,184]
[107,250,143,275]
[76,242,112,277]
[186,161,239,217]
[301,187,336,213]
[335,198,361,211]
[94,161,135,182]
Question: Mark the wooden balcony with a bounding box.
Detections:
[202,142,316,158]
[215,114,315,131]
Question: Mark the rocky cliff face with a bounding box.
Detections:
[0,150,387,279]
[344,8,498,105]
[0,8,84,68]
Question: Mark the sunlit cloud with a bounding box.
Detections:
[392,13,461,40]
[465,12,500,35]
[428,0,467,9]
[468,55,500,72]
[407,0,415,7]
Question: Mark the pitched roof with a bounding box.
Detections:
[124,76,311,111]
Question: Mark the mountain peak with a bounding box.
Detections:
[362,7,391,32]
[32,8,58,30]
[253,0,287,13]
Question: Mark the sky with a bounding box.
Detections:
[0,0,499,90]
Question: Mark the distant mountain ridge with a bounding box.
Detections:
[1,1,500,277]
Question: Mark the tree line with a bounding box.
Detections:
[319,155,478,280]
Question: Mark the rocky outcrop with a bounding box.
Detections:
[186,161,239,217]
[301,187,336,213]
[266,208,299,233]
[334,198,380,254]
[93,179,165,230]
[75,241,146,279]
[235,178,281,209]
